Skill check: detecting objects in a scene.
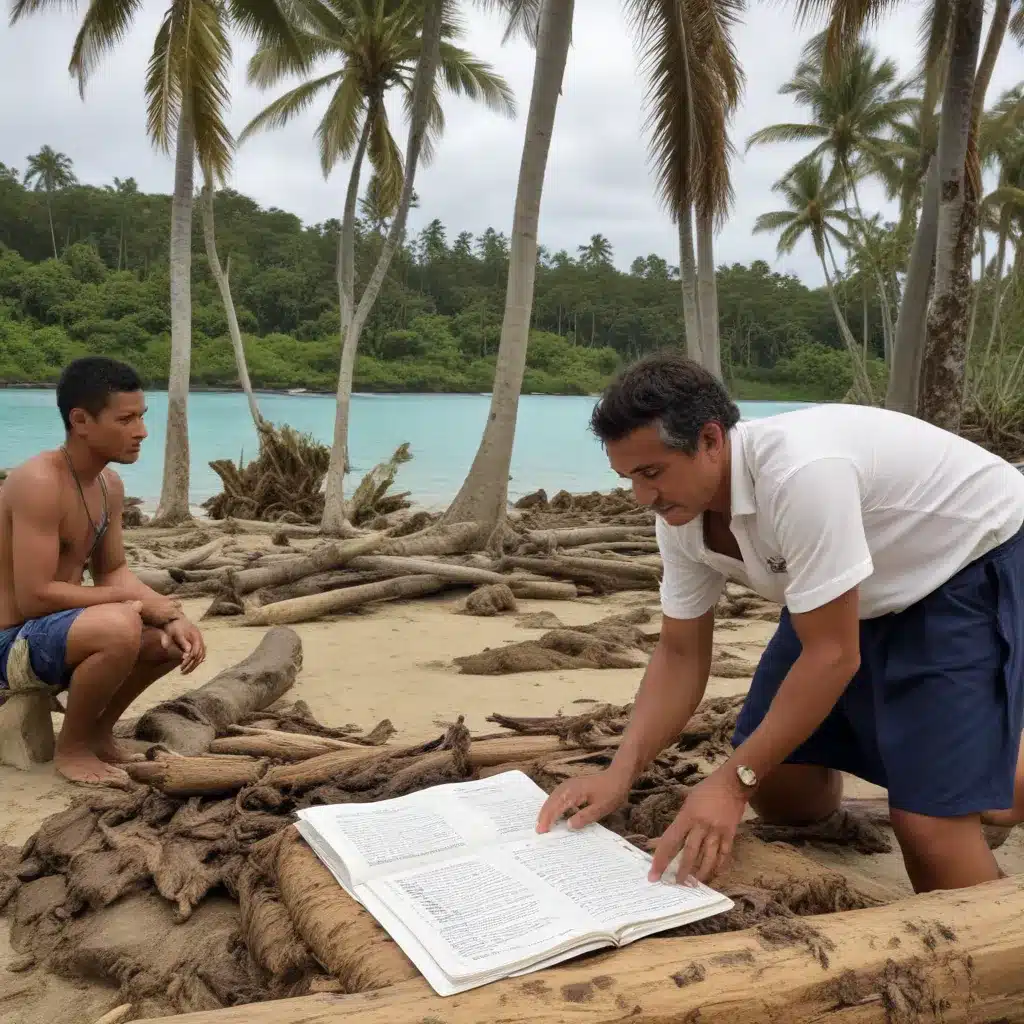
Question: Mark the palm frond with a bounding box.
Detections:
[239,69,343,142]
[366,100,405,217]
[983,184,1024,209]
[187,0,234,181]
[246,24,331,87]
[745,121,829,150]
[437,44,516,117]
[9,0,75,25]
[1010,0,1023,43]
[144,4,186,152]
[791,0,902,74]
[315,70,365,175]
[473,0,542,44]
[776,219,808,255]
[68,0,143,96]
[228,0,305,66]
[752,209,798,233]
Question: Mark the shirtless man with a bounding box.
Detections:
[0,356,206,785]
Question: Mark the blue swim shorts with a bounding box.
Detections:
[0,609,85,691]
[732,526,1024,818]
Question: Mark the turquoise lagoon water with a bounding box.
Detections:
[0,390,808,508]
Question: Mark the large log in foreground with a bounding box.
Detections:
[132,627,303,754]
[134,874,1024,1024]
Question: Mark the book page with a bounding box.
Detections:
[364,848,597,983]
[296,771,550,885]
[507,827,728,931]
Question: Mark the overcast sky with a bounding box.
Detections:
[1,2,1020,285]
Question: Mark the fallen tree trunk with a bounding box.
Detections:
[501,555,660,591]
[523,525,656,548]
[134,874,1024,1024]
[132,627,302,754]
[228,535,384,596]
[158,537,228,570]
[216,519,322,539]
[242,576,446,626]
[126,755,265,796]
[378,523,479,557]
[209,730,359,761]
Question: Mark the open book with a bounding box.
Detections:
[294,769,733,996]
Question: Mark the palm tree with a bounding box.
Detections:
[753,157,874,401]
[440,0,572,540]
[200,176,264,429]
[746,37,916,363]
[11,0,303,522]
[242,0,515,532]
[23,146,76,259]
[577,233,613,267]
[627,0,743,379]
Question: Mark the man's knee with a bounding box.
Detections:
[749,764,843,825]
[67,604,143,663]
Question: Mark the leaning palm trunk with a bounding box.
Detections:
[440,0,575,541]
[885,157,940,414]
[678,206,702,363]
[320,0,445,535]
[818,245,875,403]
[156,104,196,522]
[917,0,985,431]
[696,209,721,379]
[337,113,374,343]
[201,177,263,430]
[46,195,58,260]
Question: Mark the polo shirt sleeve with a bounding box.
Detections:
[767,457,874,614]
[656,516,725,620]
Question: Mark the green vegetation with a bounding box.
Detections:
[0,159,890,401]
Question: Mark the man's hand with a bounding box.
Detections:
[536,767,632,833]
[163,618,206,674]
[648,769,748,884]
[140,594,184,628]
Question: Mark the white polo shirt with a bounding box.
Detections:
[658,404,1024,620]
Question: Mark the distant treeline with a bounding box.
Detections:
[0,162,888,399]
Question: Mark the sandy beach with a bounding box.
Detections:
[2,583,1024,1024]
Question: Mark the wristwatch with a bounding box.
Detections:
[735,764,758,789]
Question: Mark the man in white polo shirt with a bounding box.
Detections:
[536,351,1024,893]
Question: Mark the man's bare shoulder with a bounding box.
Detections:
[3,453,64,499]
[100,467,125,500]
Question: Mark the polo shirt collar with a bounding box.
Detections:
[729,422,756,518]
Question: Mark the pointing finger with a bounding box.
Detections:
[649,817,689,881]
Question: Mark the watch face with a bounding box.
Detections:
[737,765,757,787]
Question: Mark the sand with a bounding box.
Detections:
[2,589,1023,1024]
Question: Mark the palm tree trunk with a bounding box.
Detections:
[201,176,262,430]
[678,206,702,363]
[819,247,875,403]
[440,0,575,539]
[886,157,940,414]
[338,113,374,338]
[156,102,195,523]
[696,210,721,379]
[46,193,57,260]
[844,168,894,364]
[320,0,445,535]
[978,218,1010,386]
[917,0,984,431]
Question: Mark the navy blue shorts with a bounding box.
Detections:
[0,609,84,691]
[732,526,1024,818]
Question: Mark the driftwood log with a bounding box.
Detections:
[0,636,57,769]
[132,627,303,754]
[132,874,1024,1024]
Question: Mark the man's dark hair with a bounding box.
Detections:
[590,350,740,454]
[56,356,143,431]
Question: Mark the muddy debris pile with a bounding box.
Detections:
[124,481,780,626]
[2,696,897,1020]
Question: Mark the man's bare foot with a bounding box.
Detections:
[93,736,145,765]
[54,748,130,786]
